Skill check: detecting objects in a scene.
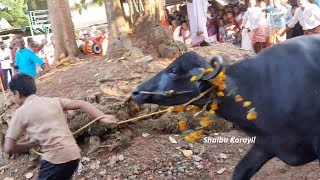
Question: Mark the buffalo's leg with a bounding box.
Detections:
[232,145,274,180]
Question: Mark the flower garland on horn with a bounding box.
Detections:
[168,62,258,142]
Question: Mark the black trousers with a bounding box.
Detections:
[38,159,80,180]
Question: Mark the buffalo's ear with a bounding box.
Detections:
[201,55,224,80]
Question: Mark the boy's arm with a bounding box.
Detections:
[3,138,39,154]
[4,112,39,154]
[62,99,118,125]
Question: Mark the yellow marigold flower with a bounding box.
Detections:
[217,71,226,80]
[247,108,257,120]
[203,68,214,75]
[243,101,252,107]
[190,76,198,82]
[247,113,257,120]
[209,110,215,115]
[235,95,243,102]
[217,91,224,97]
[200,117,212,127]
[185,130,203,142]
[210,103,218,111]
[174,106,184,113]
[184,134,196,142]
[193,130,203,138]
[218,83,227,91]
[212,79,224,87]
[178,120,187,131]
[167,106,175,112]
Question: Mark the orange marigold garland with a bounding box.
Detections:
[235,95,243,102]
[184,130,203,142]
[243,101,252,107]
[210,103,218,111]
[172,67,258,142]
[174,106,184,113]
[200,117,212,127]
[247,108,257,120]
[190,76,198,82]
[178,120,187,131]
[203,68,214,75]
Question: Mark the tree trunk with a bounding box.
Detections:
[47,0,79,62]
[104,0,131,42]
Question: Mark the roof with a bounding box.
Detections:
[0,18,13,31]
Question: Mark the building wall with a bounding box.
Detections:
[70,3,108,29]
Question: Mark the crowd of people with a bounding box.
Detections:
[163,0,320,53]
[0,35,53,91]
[75,28,108,56]
[0,27,107,92]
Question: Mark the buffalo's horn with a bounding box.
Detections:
[189,68,205,77]
[202,55,224,80]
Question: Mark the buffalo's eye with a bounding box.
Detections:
[168,68,177,74]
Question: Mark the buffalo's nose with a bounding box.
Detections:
[131,88,140,97]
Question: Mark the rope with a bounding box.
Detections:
[30,88,213,156]
[183,86,213,106]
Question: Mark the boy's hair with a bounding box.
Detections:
[9,73,37,96]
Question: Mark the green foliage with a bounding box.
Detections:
[75,0,105,15]
[0,0,29,29]
[0,0,105,29]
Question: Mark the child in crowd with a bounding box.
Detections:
[225,12,241,46]
[218,19,227,43]
[207,7,219,43]
[173,22,192,45]
[4,73,118,179]
[169,20,181,36]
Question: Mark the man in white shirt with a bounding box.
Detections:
[241,0,266,53]
[281,0,320,35]
[0,41,13,90]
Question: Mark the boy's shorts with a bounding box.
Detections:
[38,159,80,180]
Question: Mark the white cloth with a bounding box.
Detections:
[241,29,253,51]
[186,0,209,45]
[287,4,320,30]
[208,34,218,43]
[173,26,184,43]
[43,44,55,66]
[235,14,242,23]
[241,7,263,31]
[173,26,192,45]
[0,48,12,69]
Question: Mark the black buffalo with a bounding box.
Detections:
[131,35,320,179]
